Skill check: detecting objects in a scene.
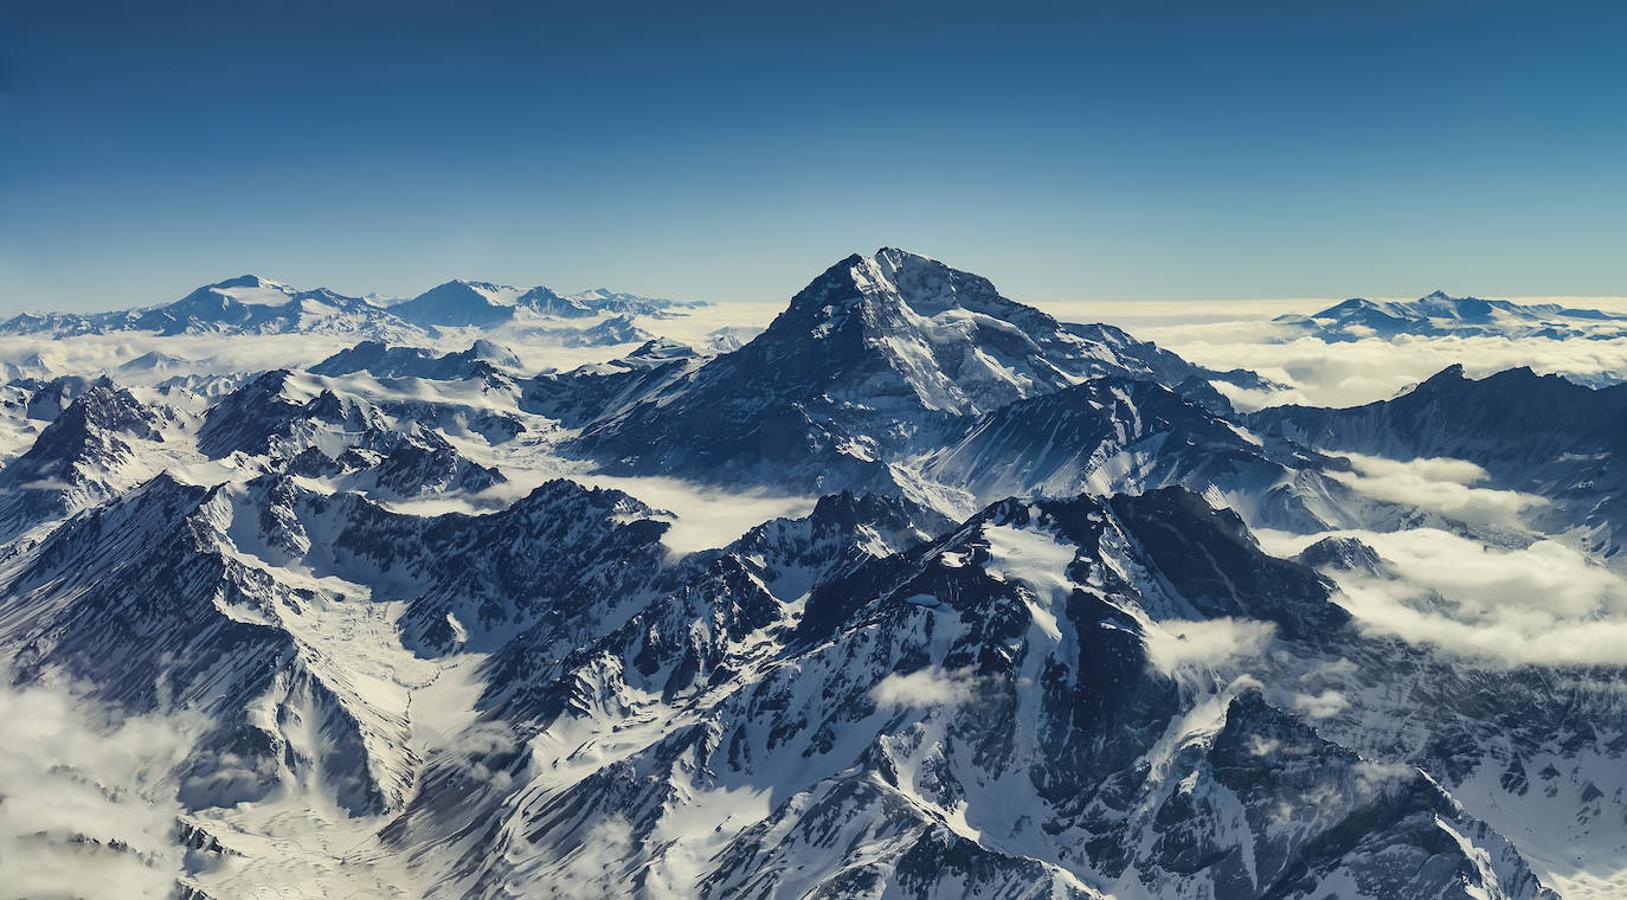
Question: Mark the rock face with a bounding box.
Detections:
[519,337,709,427]
[371,487,1564,899]
[915,375,1352,528]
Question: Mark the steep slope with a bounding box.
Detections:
[196,370,376,459]
[196,368,524,490]
[258,478,677,656]
[0,475,423,816]
[0,380,165,539]
[520,338,709,428]
[380,487,1555,899]
[0,260,1615,899]
[914,375,1350,528]
[286,428,507,499]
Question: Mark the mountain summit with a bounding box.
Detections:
[569,248,1248,491]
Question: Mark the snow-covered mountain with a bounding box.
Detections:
[0,275,709,339]
[389,280,530,328]
[521,337,710,428]
[0,249,1617,900]
[567,287,704,315]
[563,313,653,346]
[0,380,164,539]
[386,281,705,329]
[0,275,414,338]
[1274,290,1627,342]
[569,248,1260,493]
[909,375,1354,528]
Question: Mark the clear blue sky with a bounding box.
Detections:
[2,0,1624,311]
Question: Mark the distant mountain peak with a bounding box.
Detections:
[1277,289,1627,344]
[391,280,524,327]
[211,274,284,289]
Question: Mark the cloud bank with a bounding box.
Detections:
[1034,296,1627,409]
[1142,617,1277,674]
[0,679,196,900]
[1329,452,1546,529]
[871,667,982,709]
[1281,527,1627,667]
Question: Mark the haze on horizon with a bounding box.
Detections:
[2,0,1624,312]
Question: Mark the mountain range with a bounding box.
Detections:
[1274,290,1627,342]
[0,249,1618,900]
[0,275,702,338]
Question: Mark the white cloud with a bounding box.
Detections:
[1247,735,1281,757]
[1142,617,1277,674]
[579,474,818,555]
[378,469,817,557]
[1290,689,1348,719]
[1291,527,1627,667]
[871,667,981,709]
[0,679,197,900]
[1031,296,1627,409]
[1329,452,1546,529]
[551,815,635,899]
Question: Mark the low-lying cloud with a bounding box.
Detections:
[1329,452,1546,529]
[0,678,196,900]
[1288,527,1627,667]
[1142,617,1277,674]
[1034,296,1627,409]
[378,469,818,556]
[1179,333,1627,409]
[871,667,982,709]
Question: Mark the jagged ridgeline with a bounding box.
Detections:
[0,249,1615,900]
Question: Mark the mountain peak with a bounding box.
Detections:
[873,246,936,264]
[211,274,281,289]
[393,280,523,327]
[784,248,1006,323]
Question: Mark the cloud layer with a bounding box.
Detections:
[1142,617,1277,674]
[1281,527,1627,667]
[0,679,196,900]
[871,668,982,709]
[1034,296,1627,409]
[1329,452,1546,529]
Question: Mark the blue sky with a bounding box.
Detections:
[2,0,1624,310]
